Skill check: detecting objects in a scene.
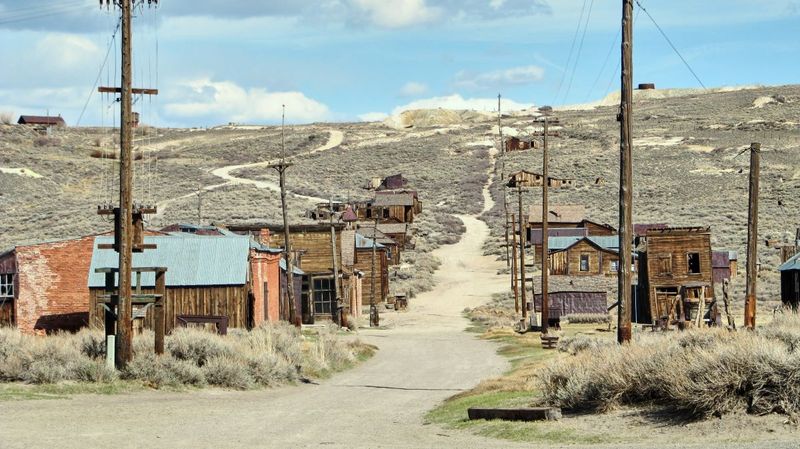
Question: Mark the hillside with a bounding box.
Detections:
[1,84,798,305]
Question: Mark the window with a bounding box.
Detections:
[687,252,701,274]
[313,277,335,315]
[657,255,672,275]
[0,274,14,299]
[579,254,590,272]
[611,260,620,272]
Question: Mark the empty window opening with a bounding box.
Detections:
[687,253,701,274]
[580,254,590,272]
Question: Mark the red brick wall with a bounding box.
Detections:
[250,250,281,325]
[15,236,95,334]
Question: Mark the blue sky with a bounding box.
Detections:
[0,0,798,127]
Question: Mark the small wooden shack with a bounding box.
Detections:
[779,252,800,309]
[371,191,422,223]
[527,205,616,264]
[507,171,575,189]
[353,232,390,305]
[17,115,66,127]
[548,236,621,276]
[505,137,537,152]
[636,227,715,325]
[533,291,607,321]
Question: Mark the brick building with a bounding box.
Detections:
[0,235,95,334]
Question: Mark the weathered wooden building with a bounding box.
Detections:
[636,227,715,325]
[371,191,422,223]
[712,250,738,284]
[507,171,575,189]
[779,253,800,309]
[548,236,621,276]
[88,234,293,333]
[353,233,389,305]
[505,136,537,152]
[17,115,66,127]
[526,205,616,264]
[0,235,96,334]
[533,291,607,321]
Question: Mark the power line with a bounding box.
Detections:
[0,1,89,26]
[634,0,707,89]
[586,28,620,102]
[552,0,587,105]
[76,17,122,126]
[561,0,595,105]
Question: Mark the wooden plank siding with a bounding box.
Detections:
[266,228,342,276]
[90,285,249,334]
[353,248,389,304]
[550,241,619,276]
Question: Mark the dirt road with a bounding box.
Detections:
[0,212,520,449]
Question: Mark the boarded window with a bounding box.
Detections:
[313,277,335,315]
[580,254,590,272]
[658,255,672,275]
[0,273,13,299]
[687,253,701,274]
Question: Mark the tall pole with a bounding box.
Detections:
[277,106,298,325]
[115,0,134,368]
[329,197,342,326]
[370,216,380,327]
[744,142,761,329]
[541,117,550,335]
[617,0,634,343]
[518,184,528,327]
[499,94,510,268]
[511,213,519,314]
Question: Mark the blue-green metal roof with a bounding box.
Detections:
[88,235,252,288]
[779,253,800,272]
[548,236,620,252]
[355,233,386,250]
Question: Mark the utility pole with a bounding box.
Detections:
[617,0,634,343]
[511,213,519,313]
[270,105,298,325]
[744,142,761,329]
[499,94,510,267]
[329,197,342,326]
[517,184,528,327]
[541,116,551,335]
[197,182,203,224]
[370,216,380,327]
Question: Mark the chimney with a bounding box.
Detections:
[259,228,271,245]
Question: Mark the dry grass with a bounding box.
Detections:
[0,323,373,390]
[563,313,611,324]
[538,315,800,419]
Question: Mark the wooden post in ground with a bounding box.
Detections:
[511,213,520,314]
[154,269,166,355]
[744,142,761,329]
[617,0,634,344]
[517,184,528,327]
[329,197,342,326]
[370,216,380,327]
[722,279,735,328]
[541,116,550,335]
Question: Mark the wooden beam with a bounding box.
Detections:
[154,270,166,355]
[468,407,561,422]
[98,86,159,95]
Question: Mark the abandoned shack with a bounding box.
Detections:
[636,227,715,325]
[0,235,96,334]
[356,221,411,251]
[779,252,800,309]
[88,234,297,333]
[548,236,622,276]
[506,171,575,189]
[370,190,422,223]
[505,136,537,152]
[17,115,66,127]
[527,205,616,264]
[533,291,607,323]
[353,232,389,305]
[377,174,408,191]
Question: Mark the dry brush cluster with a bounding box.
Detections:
[0,323,372,390]
[539,315,800,419]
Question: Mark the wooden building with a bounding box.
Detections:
[17,115,66,127]
[507,171,575,189]
[636,227,715,325]
[356,222,410,250]
[548,236,621,276]
[0,235,96,334]
[712,250,738,284]
[533,291,607,321]
[526,205,616,264]
[779,253,800,309]
[88,234,294,333]
[505,136,537,152]
[371,191,422,223]
[353,232,389,305]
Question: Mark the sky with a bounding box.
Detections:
[0,0,798,127]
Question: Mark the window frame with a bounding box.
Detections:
[0,273,14,300]
[579,253,590,272]
[687,252,701,275]
[312,277,336,316]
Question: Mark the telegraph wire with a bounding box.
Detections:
[586,28,620,102]
[552,0,588,105]
[561,0,595,105]
[76,16,121,126]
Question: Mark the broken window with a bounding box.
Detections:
[687,252,701,274]
[657,255,672,275]
[313,277,335,315]
[0,274,13,299]
[580,254,590,272]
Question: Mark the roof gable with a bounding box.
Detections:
[780,252,800,272]
[529,204,586,223]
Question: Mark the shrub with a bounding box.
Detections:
[0,112,12,125]
[33,136,60,147]
[78,329,107,359]
[203,356,252,390]
[564,313,611,324]
[167,328,232,366]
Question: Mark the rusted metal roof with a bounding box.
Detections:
[528,204,585,223]
[634,223,667,236]
[712,251,731,268]
[17,115,66,126]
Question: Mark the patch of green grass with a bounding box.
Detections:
[426,390,611,444]
[0,381,144,401]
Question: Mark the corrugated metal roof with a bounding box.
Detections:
[779,252,800,272]
[88,235,252,288]
[354,233,386,249]
[529,227,588,245]
[373,192,415,206]
[548,236,620,252]
[279,259,305,275]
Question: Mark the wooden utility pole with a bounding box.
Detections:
[540,116,551,335]
[499,94,510,267]
[370,216,380,327]
[517,184,528,327]
[270,106,298,325]
[329,197,342,326]
[744,142,761,329]
[617,0,634,343]
[511,213,520,313]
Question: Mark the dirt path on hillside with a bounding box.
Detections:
[154,130,343,219]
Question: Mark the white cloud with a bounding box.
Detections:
[349,0,441,28]
[399,82,428,97]
[163,78,329,124]
[358,112,390,122]
[391,94,532,114]
[455,65,545,90]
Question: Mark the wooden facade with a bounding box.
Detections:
[354,246,389,305]
[527,220,616,265]
[549,239,619,276]
[637,227,715,325]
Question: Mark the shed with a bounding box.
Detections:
[505,136,537,152]
[17,115,66,126]
[779,253,800,309]
[712,250,738,284]
[533,291,607,319]
[354,233,389,305]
